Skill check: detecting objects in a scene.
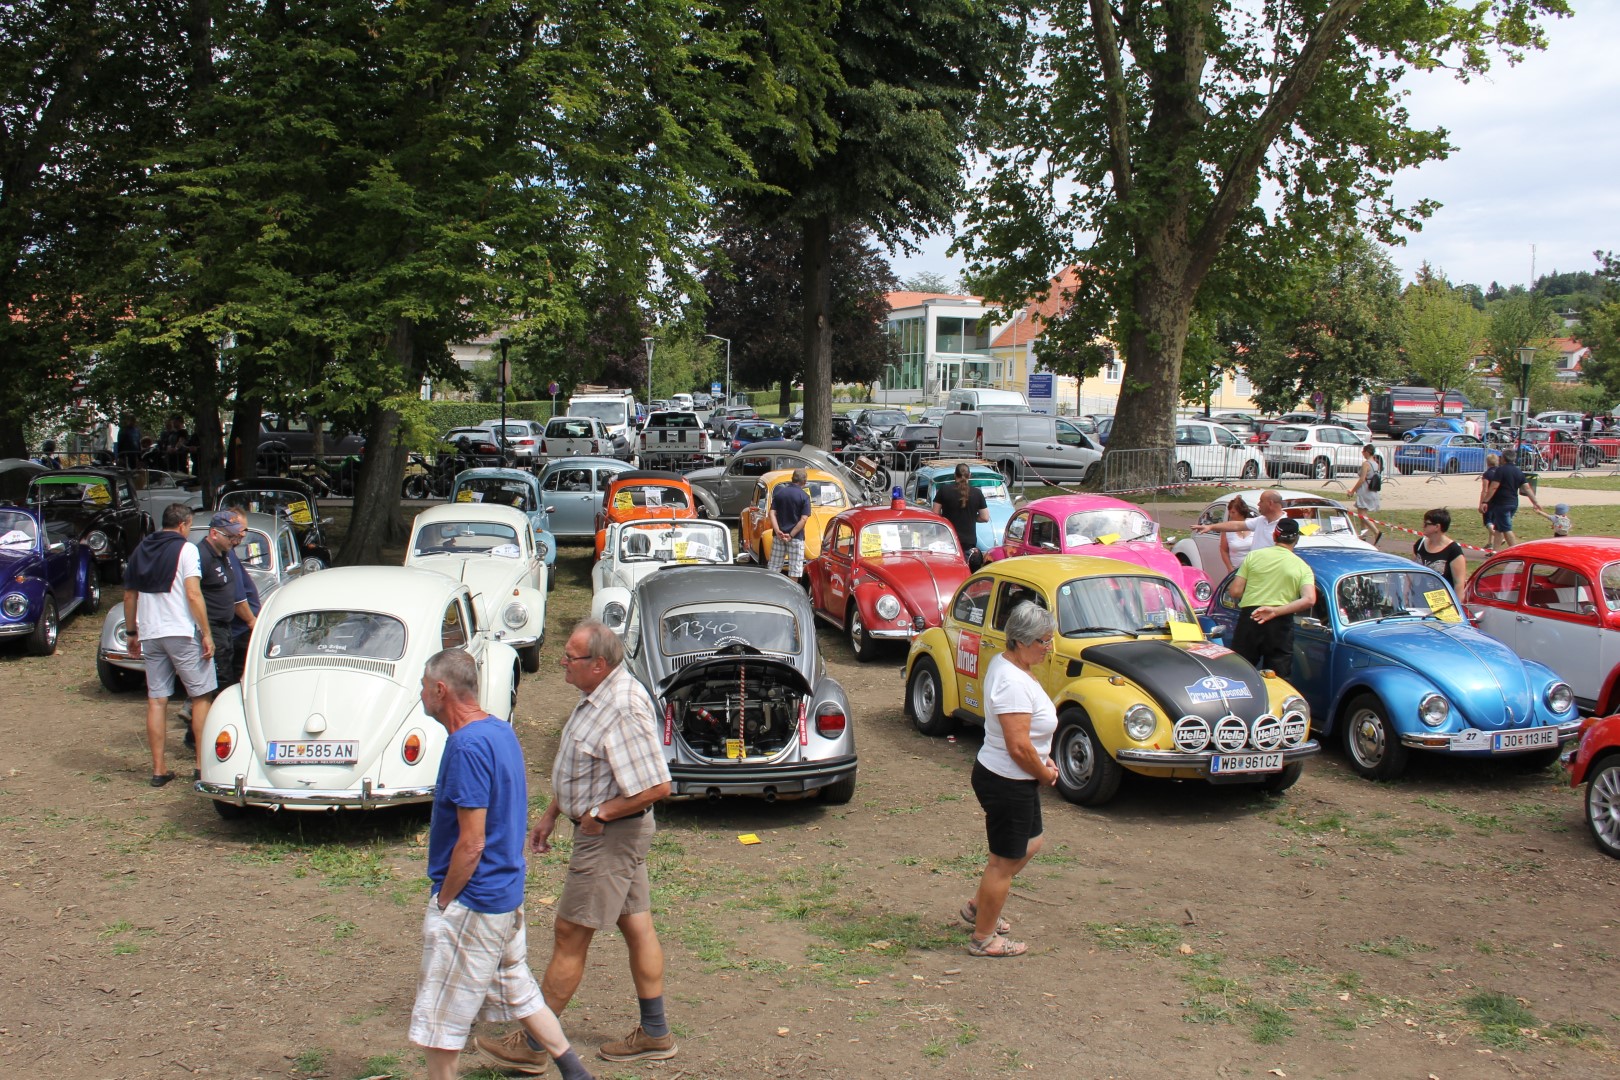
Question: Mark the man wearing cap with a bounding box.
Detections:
[197,511,256,702]
[1226,517,1316,678]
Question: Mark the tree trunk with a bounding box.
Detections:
[1103,263,1192,489]
[799,213,833,450]
[778,378,792,416]
[227,351,262,483]
[189,331,224,501]
[339,319,415,565]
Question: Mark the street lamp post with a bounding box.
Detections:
[1516,344,1536,468]
[498,337,510,466]
[704,333,731,410]
[642,335,655,410]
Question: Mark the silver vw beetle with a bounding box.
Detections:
[406,503,548,672]
[618,564,856,803]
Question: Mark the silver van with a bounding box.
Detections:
[944,388,1030,413]
[937,412,1100,482]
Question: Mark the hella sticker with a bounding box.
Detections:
[1184,675,1251,703]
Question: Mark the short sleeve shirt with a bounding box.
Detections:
[1244,515,1278,551]
[551,664,672,820]
[1235,545,1314,609]
[934,484,988,552]
[136,541,202,639]
[1484,463,1526,510]
[978,654,1058,780]
[196,539,236,626]
[427,717,528,914]
[771,483,812,535]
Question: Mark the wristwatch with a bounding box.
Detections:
[589,805,605,824]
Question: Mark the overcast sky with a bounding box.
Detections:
[891,4,1618,293]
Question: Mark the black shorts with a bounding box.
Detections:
[208,622,236,692]
[971,761,1042,860]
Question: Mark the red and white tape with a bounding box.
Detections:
[1347,510,1493,554]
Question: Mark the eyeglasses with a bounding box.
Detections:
[561,653,595,665]
[1029,636,1054,649]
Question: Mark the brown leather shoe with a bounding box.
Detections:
[475,1028,550,1074]
[598,1024,677,1061]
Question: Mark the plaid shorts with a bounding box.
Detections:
[408,896,544,1051]
[768,533,806,578]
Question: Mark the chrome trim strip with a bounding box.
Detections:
[195,779,436,809]
[1114,741,1320,772]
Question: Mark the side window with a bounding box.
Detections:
[1175,426,1193,446]
[1471,559,1524,603]
[753,481,768,508]
[1055,420,1084,448]
[951,578,994,627]
[1027,513,1059,549]
[1004,511,1029,544]
[623,599,642,658]
[1525,563,1596,616]
[992,581,1047,631]
[1198,504,1226,526]
[278,529,299,573]
[594,468,620,490]
[441,601,468,650]
[121,481,138,507]
[832,522,854,557]
[462,596,479,634]
[1212,425,1238,446]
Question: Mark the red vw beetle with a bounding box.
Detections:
[807,505,970,662]
[1565,715,1620,858]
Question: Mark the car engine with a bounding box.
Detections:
[666,659,805,759]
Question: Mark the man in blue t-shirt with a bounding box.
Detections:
[407,649,596,1080]
[1479,452,1541,550]
[767,468,813,579]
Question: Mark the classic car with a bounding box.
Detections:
[904,555,1317,805]
[217,477,334,570]
[0,505,100,655]
[1464,538,1620,714]
[97,511,304,691]
[684,440,883,520]
[904,460,1016,553]
[806,505,970,661]
[1208,548,1580,780]
[593,470,698,561]
[739,468,851,568]
[0,458,47,504]
[1392,432,1491,475]
[616,564,856,802]
[406,503,547,672]
[990,494,1214,610]
[26,468,154,582]
[590,518,734,631]
[196,566,520,817]
[536,456,636,540]
[1170,489,1375,575]
[131,469,208,525]
[1564,714,1620,858]
[448,467,557,576]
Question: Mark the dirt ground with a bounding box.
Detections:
[3,519,1619,1080]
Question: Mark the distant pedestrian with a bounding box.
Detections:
[32,439,61,470]
[1346,444,1383,545]
[114,412,143,471]
[963,601,1058,959]
[1196,488,1285,550]
[1227,518,1316,677]
[121,503,214,784]
[196,512,256,701]
[1479,452,1540,550]
[767,467,812,579]
[157,416,190,472]
[934,462,991,570]
[409,649,593,1080]
[1534,502,1572,538]
[1413,509,1467,593]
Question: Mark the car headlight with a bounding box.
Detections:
[535,538,549,559]
[1,593,27,618]
[601,602,626,629]
[1545,682,1574,714]
[1213,715,1248,752]
[1123,704,1157,742]
[1418,693,1449,728]
[1281,697,1310,747]
[502,601,529,629]
[1193,580,1213,603]
[875,594,902,621]
[85,530,109,553]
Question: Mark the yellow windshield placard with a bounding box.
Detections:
[1425,588,1462,622]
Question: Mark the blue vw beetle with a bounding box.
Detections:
[904,459,1016,553]
[447,468,556,576]
[0,504,100,655]
[1208,548,1580,779]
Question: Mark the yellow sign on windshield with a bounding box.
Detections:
[1298,522,1319,536]
[1095,532,1119,545]
[1424,588,1462,622]
[1168,617,1201,642]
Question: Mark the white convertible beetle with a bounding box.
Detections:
[590,518,734,633]
[405,503,548,672]
[196,566,520,817]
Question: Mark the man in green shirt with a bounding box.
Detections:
[1227,517,1316,678]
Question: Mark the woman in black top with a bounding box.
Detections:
[933,463,989,570]
[1413,507,1467,592]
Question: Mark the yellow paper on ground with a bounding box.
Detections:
[1425,588,1462,622]
[1168,618,1201,642]
[737,834,762,845]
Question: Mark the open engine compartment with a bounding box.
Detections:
[664,655,811,760]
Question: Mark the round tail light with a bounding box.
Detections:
[814,706,847,738]
[402,729,425,765]
[214,727,235,761]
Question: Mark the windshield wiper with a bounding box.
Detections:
[1064,625,1138,638]
[1373,609,1414,622]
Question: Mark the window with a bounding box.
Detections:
[544,469,591,492]
[727,455,772,479]
[1232,372,1254,397]
[1027,513,1060,550]
[1004,512,1028,544]
[1603,564,1620,611]
[832,522,855,558]
[1212,425,1239,446]
[1471,559,1524,603]
[1176,425,1212,446]
[238,530,273,571]
[441,601,468,650]
[1525,563,1596,617]
[267,611,407,660]
[992,581,1047,631]
[1055,420,1087,448]
[951,578,994,627]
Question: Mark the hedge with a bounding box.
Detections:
[418,400,555,432]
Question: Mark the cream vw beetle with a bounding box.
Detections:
[405,503,548,672]
[590,518,734,632]
[196,566,520,817]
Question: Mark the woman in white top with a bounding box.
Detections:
[965,602,1059,958]
[1218,496,1254,574]
[1346,442,1383,545]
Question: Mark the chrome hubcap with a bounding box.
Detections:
[911,670,937,719]
[44,606,57,647]
[1349,708,1386,766]
[1591,766,1620,851]
[850,611,864,648]
[1060,726,1095,787]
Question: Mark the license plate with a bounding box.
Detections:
[1209,752,1283,774]
[266,740,358,765]
[1492,728,1558,752]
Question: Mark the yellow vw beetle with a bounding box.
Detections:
[903,555,1318,805]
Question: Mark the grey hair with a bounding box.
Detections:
[573,618,625,668]
[424,648,480,699]
[1004,601,1057,650]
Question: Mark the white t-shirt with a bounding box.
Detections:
[1244,514,1280,551]
[978,653,1058,780]
[136,541,202,640]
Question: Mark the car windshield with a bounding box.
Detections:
[412,521,522,558]
[1335,571,1454,624]
[30,475,113,504]
[570,402,624,424]
[454,478,534,511]
[858,520,959,556]
[660,605,800,655]
[220,489,314,526]
[0,509,38,547]
[1284,505,1356,535]
[266,610,407,660]
[618,521,729,563]
[611,484,690,511]
[863,410,907,427]
[803,480,846,507]
[1056,575,1194,636]
[1064,509,1156,545]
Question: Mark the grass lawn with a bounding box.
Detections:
[1372,506,1620,551]
[1534,475,1620,492]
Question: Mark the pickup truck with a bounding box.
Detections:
[637,410,719,469]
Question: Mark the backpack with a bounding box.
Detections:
[1366,466,1381,492]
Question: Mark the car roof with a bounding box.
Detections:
[456,467,537,484]
[915,459,998,476]
[1018,494,1150,516]
[636,562,810,611]
[1479,537,1620,565]
[977,553,1178,586]
[411,502,533,530]
[760,468,839,487]
[1297,547,1442,579]
[1205,489,1346,510]
[540,456,631,472]
[610,470,690,486]
[264,565,466,617]
[831,505,950,529]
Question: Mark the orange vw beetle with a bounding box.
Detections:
[739,468,851,568]
[593,470,697,560]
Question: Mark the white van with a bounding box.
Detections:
[566,389,637,460]
[944,388,1030,413]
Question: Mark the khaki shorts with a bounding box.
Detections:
[407,896,544,1051]
[143,633,218,700]
[557,814,655,930]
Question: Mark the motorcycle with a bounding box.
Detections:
[402,453,436,500]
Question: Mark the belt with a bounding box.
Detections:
[569,807,648,826]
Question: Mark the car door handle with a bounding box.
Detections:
[1515,615,1531,623]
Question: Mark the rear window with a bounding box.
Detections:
[1272,426,1309,442]
[267,611,407,660]
[647,413,699,429]
[661,606,800,654]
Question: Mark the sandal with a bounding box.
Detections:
[959,899,1011,935]
[966,933,1028,958]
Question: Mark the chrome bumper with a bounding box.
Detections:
[100,649,145,671]
[196,774,436,810]
[0,622,34,638]
[868,626,918,641]
[1114,741,1320,776]
[1401,718,1582,752]
[667,756,857,798]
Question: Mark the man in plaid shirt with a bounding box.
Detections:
[507,619,675,1067]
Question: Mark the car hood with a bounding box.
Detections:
[247,665,418,780]
[1074,540,1183,577]
[655,650,815,698]
[1297,533,1374,551]
[0,546,41,575]
[435,556,529,620]
[859,553,969,617]
[1340,621,1541,729]
[1079,639,1270,723]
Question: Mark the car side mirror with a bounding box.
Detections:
[1299,616,1326,631]
[1197,615,1224,641]
[48,542,67,555]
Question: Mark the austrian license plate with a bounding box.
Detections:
[266,740,358,765]
[1209,752,1283,774]
[1493,728,1558,752]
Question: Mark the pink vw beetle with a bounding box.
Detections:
[989,494,1215,610]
